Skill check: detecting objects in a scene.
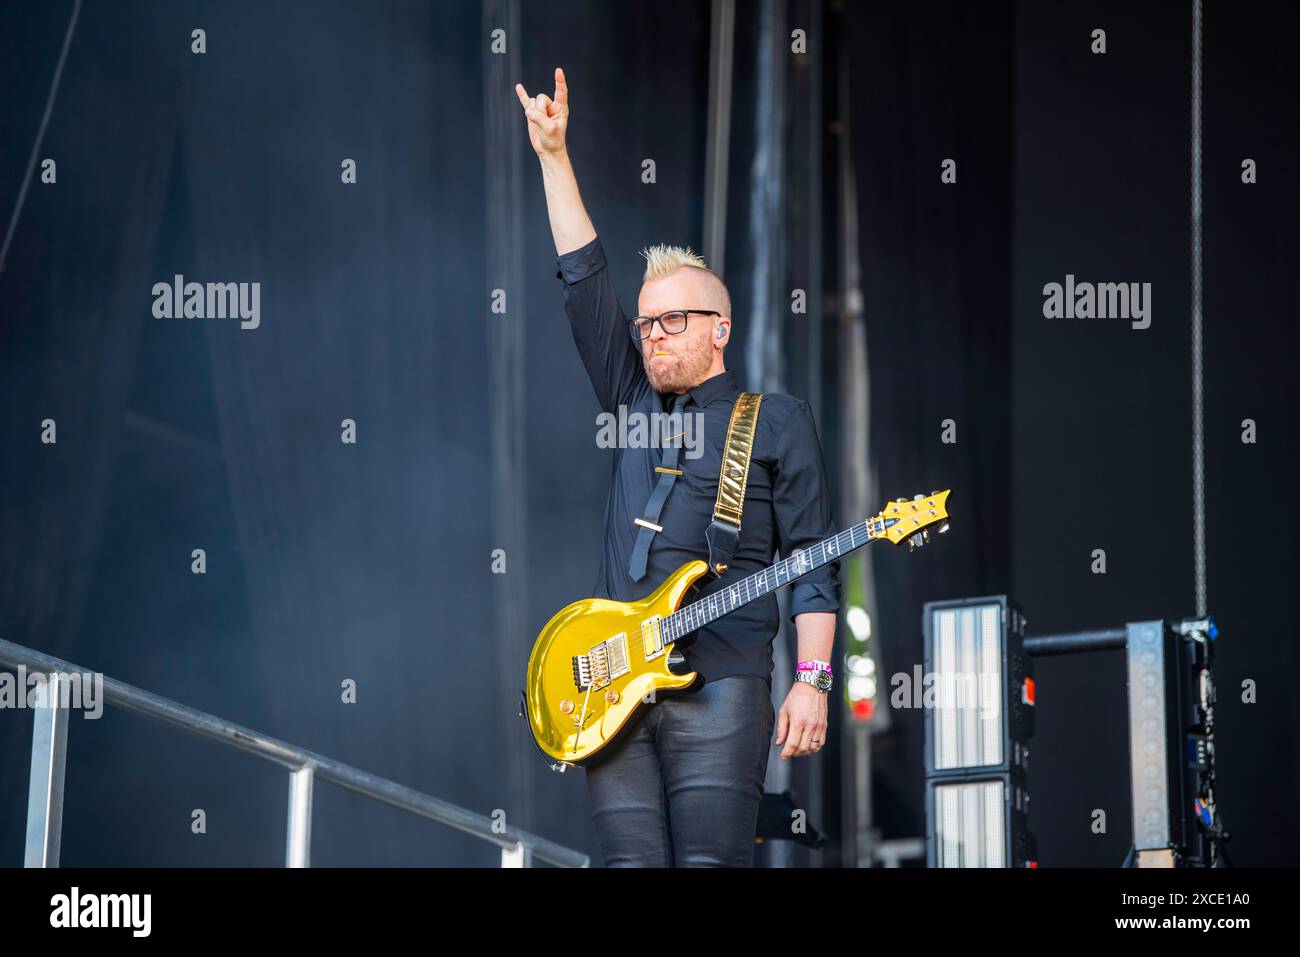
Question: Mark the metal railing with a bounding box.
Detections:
[0,638,588,868]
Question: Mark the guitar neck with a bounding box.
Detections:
[661,518,878,643]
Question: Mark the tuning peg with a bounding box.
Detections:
[913,494,924,501]
[930,491,942,497]
[906,538,915,552]
[922,530,931,543]
[938,522,950,534]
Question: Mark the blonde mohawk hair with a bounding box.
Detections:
[638,243,732,317]
[639,243,710,282]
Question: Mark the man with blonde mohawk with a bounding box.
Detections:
[518,67,841,868]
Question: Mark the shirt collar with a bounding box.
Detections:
[661,368,738,411]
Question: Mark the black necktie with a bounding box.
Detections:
[628,392,688,582]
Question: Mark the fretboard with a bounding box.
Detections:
[661,516,890,642]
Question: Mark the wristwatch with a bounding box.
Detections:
[795,660,833,693]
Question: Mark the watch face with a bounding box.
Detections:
[813,670,833,692]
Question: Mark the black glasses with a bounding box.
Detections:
[629,309,721,341]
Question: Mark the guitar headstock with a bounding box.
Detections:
[867,490,951,550]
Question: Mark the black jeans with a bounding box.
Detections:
[583,675,774,867]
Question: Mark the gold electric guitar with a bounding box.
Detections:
[523,490,951,769]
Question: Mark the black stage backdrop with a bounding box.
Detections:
[848,0,1298,867]
[1,0,1295,867]
[844,0,1015,858]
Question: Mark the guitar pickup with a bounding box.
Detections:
[641,615,665,661]
[605,634,629,679]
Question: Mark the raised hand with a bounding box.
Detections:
[515,66,570,157]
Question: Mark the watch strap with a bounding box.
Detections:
[794,669,833,692]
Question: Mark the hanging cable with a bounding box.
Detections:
[0,0,82,274]
[1190,0,1206,616]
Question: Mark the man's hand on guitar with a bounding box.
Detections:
[515,66,570,157]
[775,681,828,760]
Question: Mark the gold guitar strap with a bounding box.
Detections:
[705,391,763,576]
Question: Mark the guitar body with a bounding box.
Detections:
[523,489,951,770]
[524,560,710,766]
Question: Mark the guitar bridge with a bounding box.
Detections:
[572,633,629,691]
[571,655,591,690]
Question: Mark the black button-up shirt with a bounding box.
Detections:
[555,235,840,686]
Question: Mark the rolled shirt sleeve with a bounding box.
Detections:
[555,235,646,413]
[771,399,842,621]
